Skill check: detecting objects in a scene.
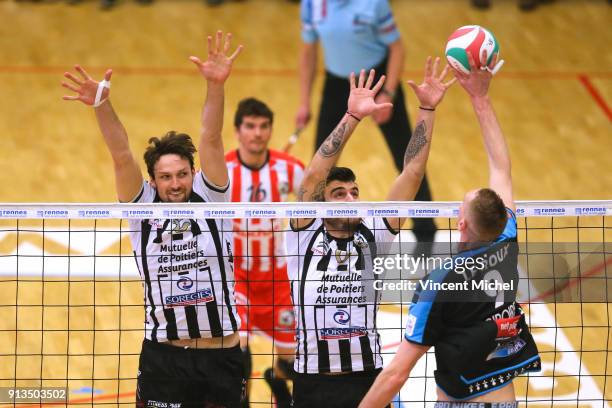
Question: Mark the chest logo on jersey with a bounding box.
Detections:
[333,310,350,325]
[169,220,192,233]
[165,288,214,307]
[319,327,367,340]
[176,277,193,291]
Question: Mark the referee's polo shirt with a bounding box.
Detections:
[300,0,401,77]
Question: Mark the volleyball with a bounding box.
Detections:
[445,25,499,74]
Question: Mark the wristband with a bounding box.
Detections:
[346,111,361,122]
[419,106,435,111]
[93,79,111,107]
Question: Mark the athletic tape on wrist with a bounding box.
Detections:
[482,59,505,76]
[93,80,111,107]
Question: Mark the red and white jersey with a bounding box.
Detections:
[226,149,305,274]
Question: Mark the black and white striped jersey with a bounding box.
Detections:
[287,217,398,374]
[128,171,239,342]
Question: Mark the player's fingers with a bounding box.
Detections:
[489,52,498,70]
[349,72,356,90]
[103,69,113,81]
[229,44,243,61]
[207,36,213,56]
[374,102,393,111]
[480,50,488,68]
[61,81,80,93]
[215,30,223,54]
[62,95,80,101]
[424,56,432,78]
[63,72,83,86]
[439,64,451,81]
[372,74,386,94]
[365,69,375,89]
[189,56,202,67]
[357,69,366,88]
[432,57,440,77]
[443,76,458,88]
[223,32,232,54]
[466,52,477,71]
[406,80,418,92]
[74,65,92,81]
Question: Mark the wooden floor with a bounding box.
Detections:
[0,0,610,406]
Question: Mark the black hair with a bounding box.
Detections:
[234,97,274,128]
[325,167,356,185]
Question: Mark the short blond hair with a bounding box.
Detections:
[469,188,507,240]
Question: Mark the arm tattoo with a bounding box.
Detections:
[311,180,326,202]
[404,121,428,166]
[318,123,347,157]
[297,186,307,202]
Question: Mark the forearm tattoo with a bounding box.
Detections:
[311,180,327,202]
[297,186,307,201]
[404,121,428,166]
[318,123,347,157]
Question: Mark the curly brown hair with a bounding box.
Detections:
[143,131,196,179]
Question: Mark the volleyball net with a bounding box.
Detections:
[0,200,610,407]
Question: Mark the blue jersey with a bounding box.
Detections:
[300,0,400,77]
[404,209,541,400]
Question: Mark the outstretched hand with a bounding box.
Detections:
[453,51,502,98]
[189,30,243,84]
[407,57,456,110]
[347,69,393,120]
[62,65,112,106]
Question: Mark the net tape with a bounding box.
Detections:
[0,200,610,219]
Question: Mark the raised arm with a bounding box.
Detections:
[292,69,393,228]
[189,31,243,188]
[297,69,392,201]
[455,53,514,212]
[385,57,456,231]
[62,66,142,202]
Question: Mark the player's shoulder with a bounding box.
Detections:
[269,149,305,169]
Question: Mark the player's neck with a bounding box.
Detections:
[237,147,269,170]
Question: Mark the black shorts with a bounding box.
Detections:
[292,369,388,408]
[136,339,245,408]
